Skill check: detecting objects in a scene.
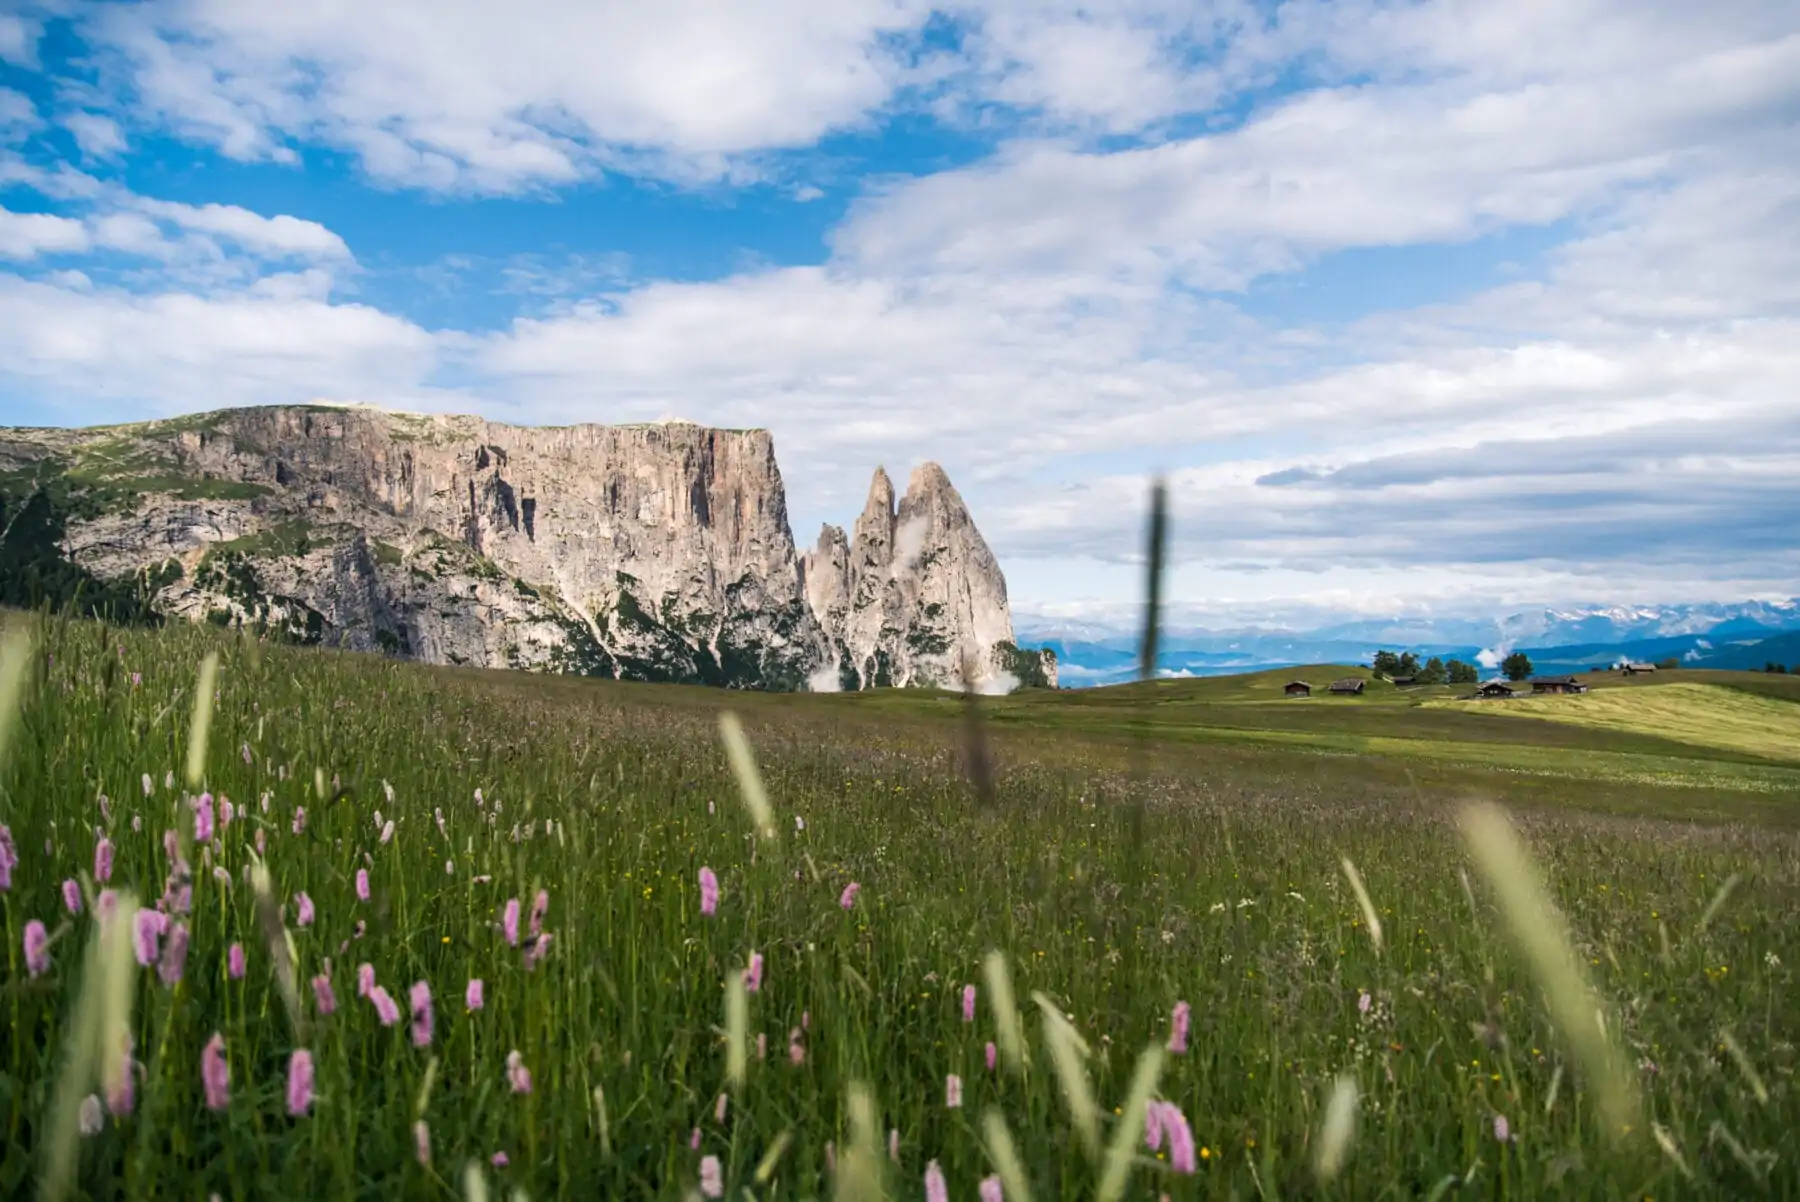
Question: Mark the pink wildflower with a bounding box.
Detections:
[788,1031,805,1065]
[506,1049,532,1094]
[889,1129,900,1161]
[698,867,719,917]
[201,1033,229,1110]
[287,1049,314,1115]
[220,798,233,828]
[355,869,369,901]
[94,837,113,883]
[63,878,83,915]
[491,1151,508,1168]
[158,922,189,985]
[78,1094,103,1137]
[979,1177,1003,1202]
[193,794,214,844]
[255,828,266,855]
[756,1033,767,1060]
[356,962,375,998]
[162,829,180,865]
[1494,1113,1512,1142]
[946,1074,963,1109]
[745,952,764,993]
[1169,1000,1190,1054]
[466,978,484,1010]
[925,1161,948,1202]
[380,820,395,845]
[413,1120,432,1166]
[96,889,118,923]
[690,1127,702,1150]
[228,943,246,979]
[529,889,549,936]
[985,1042,997,1072]
[312,974,337,1015]
[962,984,976,1023]
[241,742,252,765]
[24,919,50,976]
[839,881,860,910]
[369,986,401,1026]
[1358,991,1372,1014]
[715,1093,729,1124]
[502,898,520,946]
[293,892,314,927]
[291,807,306,835]
[699,1155,723,1198]
[410,980,434,1047]
[132,908,164,965]
[141,774,152,798]
[0,824,13,891]
[104,1037,135,1116]
[803,1010,810,1030]
[526,931,552,967]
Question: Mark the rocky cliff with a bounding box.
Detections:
[0,404,1055,691]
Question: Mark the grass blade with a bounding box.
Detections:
[1032,992,1099,1159]
[725,969,749,1088]
[1340,856,1383,953]
[834,1082,885,1202]
[718,711,777,841]
[983,950,1028,1075]
[1458,802,1637,1142]
[1314,1072,1358,1183]
[185,650,219,791]
[1096,1045,1163,1202]
[981,1109,1034,1202]
[1718,1028,1768,1106]
[0,624,30,775]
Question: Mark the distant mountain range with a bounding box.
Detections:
[1017,600,1800,687]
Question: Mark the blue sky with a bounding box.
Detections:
[1,1,1797,630]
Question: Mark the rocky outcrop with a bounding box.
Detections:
[0,404,1053,691]
[802,463,1055,690]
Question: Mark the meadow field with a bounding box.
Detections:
[1,612,1796,1199]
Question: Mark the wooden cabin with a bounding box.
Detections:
[1476,681,1516,698]
[1328,678,1366,695]
[1283,681,1312,697]
[1529,675,1589,695]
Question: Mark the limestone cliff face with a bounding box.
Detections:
[802,463,1056,690]
[0,404,1052,691]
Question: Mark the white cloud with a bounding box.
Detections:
[0,87,39,144]
[133,199,351,260]
[76,0,942,191]
[64,111,127,157]
[0,206,90,259]
[0,14,41,67]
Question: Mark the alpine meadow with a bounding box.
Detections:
[0,597,1794,1200]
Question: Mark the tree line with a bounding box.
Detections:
[1369,649,1482,684]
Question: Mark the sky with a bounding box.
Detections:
[0,1,1796,631]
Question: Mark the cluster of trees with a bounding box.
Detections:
[1370,649,1480,684]
[1767,662,1791,674]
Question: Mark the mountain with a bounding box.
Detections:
[0,405,1054,692]
[1018,600,1800,687]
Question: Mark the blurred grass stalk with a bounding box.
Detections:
[1458,801,1639,1142]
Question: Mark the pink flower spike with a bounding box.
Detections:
[132,908,163,966]
[1169,1000,1191,1055]
[292,807,306,835]
[220,798,233,828]
[286,1049,314,1115]
[355,869,370,901]
[699,1154,723,1198]
[985,1042,997,1072]
[502,898,521,946]
[889,1128,900,1162]
[745,952,764,994]
[94,837,114,883]
[293,892,315,927]
[24,920,50,976]
[158,922,189,986]
[380,820,395,845]
[526,931,552,968]
[466,978,485,1010]
[312,974,337,1015]
[715,1093,729,1124]
[962,984,976,1023]
[410,980,434,1048]
[0,824,13,891]
[193,794,214,844]
[756,1033,767,1061]
[1145,1101,1166,1151]
[1494,1113,1512,1142]
[1166,1104,1197,1173]
[491,1151,508,1168]
[979,1176,1003,1202]
[63,879,83,915]
[838,881,860,911]
[925,1161,948,1202]
[529,889,549,936]
[201,1033,229,1110]
[356,962,375,998]
[413,1120,432,1166]
[698,867,719,917]
[690,1127,702,1150]
[228,943,246,980]
[945,1074,963,1109]
[370,986,401,1026]
[505,1050,532,1094]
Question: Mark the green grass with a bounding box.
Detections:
[0,616,1795,1199]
